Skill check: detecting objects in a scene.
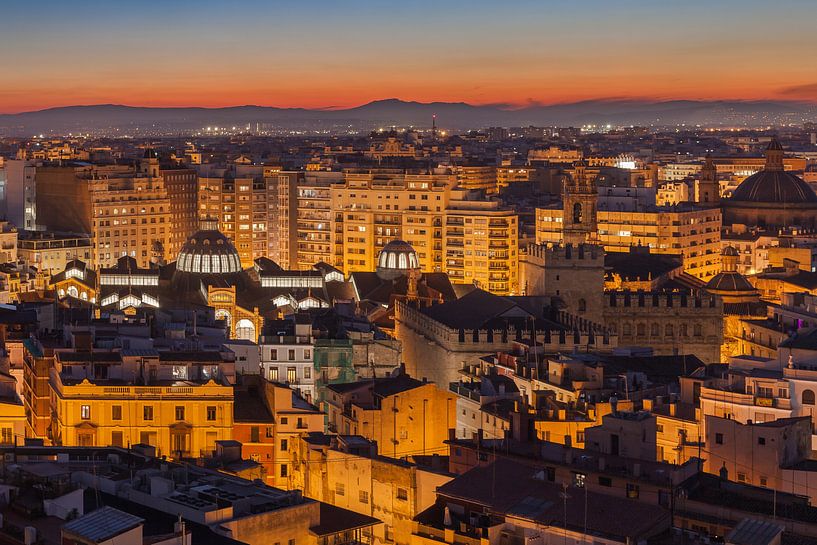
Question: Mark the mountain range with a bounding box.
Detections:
[1,98,815,135]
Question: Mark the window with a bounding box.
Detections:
[626,483,639,499]
[206,406,217,421]
[269,367,279,382]
[359,490,369,504]
[111,431,124,447]
[737,472,746,482]
[81,405,91,420]
[175,406,185,421]
[304,367,311,379]
[288,349,295,361]
[396,488,408,501]
[715,433,723,445]
[598,476,612,487]
[758,437,766,445]
[143,406,154,421]
[802,389,816,405]
[304,349,311,360]
[0,428,13,445]
[336,482,345,496]
[112,405,122,421]
[281,439,288,451]
[266,427,273,438]
[270,349,278,360]
[287,367,297,383]
[280,417,288,425]
[251,426,260,442]
[280,464,288,477]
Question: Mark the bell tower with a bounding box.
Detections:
[697,154,720,206]
[562,160,598,245]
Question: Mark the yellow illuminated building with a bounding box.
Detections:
[296,171,340,270]
[198,165,302,269]
[443,191,518,294]
[48,350,234,458]
[325,375,456,460]
[329,171,519,294]
[535,205,721,280]
[330,170,453,273]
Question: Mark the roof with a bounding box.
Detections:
[420,289,534,329]
[706,271,756,292]
[726,518,784,545]
[234,388,274,422]
[62,506,144,543]
[779,328,817,350]
[729,170,817,204]
[432,459,669,541]
[605,250,683,282]
[310,503,380,536]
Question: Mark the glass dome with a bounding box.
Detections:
[176,229,242,274]
[376,240,420,280]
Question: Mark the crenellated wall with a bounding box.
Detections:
[395,300,616,389]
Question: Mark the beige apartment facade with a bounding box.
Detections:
[535,205,721,280]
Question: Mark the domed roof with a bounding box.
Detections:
[176,229,242,274]
[729,139,817,205]
[729,170,817,204]
[722,246,739,257]
[705,272,755,293]
[376,240,420,280]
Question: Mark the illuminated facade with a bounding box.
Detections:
[17,232,93,275]
[197,164,301,269]
[329,171,518,294]
[329,170,453,273]
[295,171,339,270]
[48,350,235,457]
[535,204,722,280]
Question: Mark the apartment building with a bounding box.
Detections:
[536,203,721,280]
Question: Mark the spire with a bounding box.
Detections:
[764,137,784,171]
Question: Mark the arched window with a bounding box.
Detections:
[803,389,816,406]
[651,323,659,337]
[622,323,632,336]
[67,286,79,298]
[572,202,583,224]
[235,319,256,342]
[578,299,587,312]
[636,323,645,336]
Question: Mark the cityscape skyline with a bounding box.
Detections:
[3,0,817,113]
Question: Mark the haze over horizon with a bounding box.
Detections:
[3,0,817,114]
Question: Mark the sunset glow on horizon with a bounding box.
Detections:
[3,0,817,114]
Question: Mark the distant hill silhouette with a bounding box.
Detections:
[0,98,814,135]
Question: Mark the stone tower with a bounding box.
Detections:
[562,160,598,245]
[697,154,720,206]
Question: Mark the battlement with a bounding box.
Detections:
[526,242,604,264]
[605,290,721,310]
[395,300,616,352]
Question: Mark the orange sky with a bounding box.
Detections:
[2,0,817,113]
